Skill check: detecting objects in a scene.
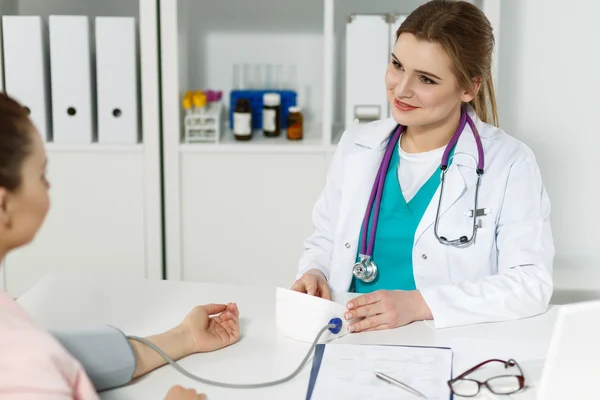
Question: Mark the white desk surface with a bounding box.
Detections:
[17,273,556,400]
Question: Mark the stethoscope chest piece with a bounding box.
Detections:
[353,255,378,282]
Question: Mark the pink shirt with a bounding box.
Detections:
[0,290,99,400]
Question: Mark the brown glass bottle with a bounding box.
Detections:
[287,106,303,140]
[233,98,252,141]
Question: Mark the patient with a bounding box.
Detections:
[0,92,239,399]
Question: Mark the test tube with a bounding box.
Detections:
[274,64,283,89]
[265,64,274,89]
[285,65,297,90]
[232,64,242,90]
[254,64,265,89]
[243,63,252,89]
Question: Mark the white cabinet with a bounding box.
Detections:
[5,149,147,296]
[0,0,162,296]
[180,153,328,288]
[160,0,334,283]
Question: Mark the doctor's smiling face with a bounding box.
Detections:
[385,32,476,131]
[0,94,51,259]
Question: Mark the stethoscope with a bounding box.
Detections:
[352,107,485,283]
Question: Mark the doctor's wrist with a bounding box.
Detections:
[411,290,433,321]
[305,268,327,281]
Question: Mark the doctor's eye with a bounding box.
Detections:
[419,75,437,85]
[391,60,403,71]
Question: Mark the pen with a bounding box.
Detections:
[374,371,428,399]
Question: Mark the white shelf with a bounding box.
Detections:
[181,143,333,154]
[14,0,139,18]
[180,122,333,153]
[45,143,144,153]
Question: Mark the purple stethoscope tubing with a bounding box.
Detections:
[358,107,485,259]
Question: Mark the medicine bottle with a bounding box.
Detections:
[262,93,281,137]
[287,106,303,140]
[233,98,252,141]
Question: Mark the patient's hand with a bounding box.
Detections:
[165,385,207,400]
[179,303,240,354]
[130,303,240,379]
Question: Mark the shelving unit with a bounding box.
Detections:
[44,143,145,153]
[160,0,330,286]
[179,124,330,154]
[160,0,502,288]
[0,0,502,294]
[0,0,162,296]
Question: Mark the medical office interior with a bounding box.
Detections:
[0,0,599,398]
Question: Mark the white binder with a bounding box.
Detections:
[49,15,95,144]
[345,15,390,131]
[95,17,139,144]
[2,16,50,141]
[390,16,407,56]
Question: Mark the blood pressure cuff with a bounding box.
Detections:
[51,325,136,392]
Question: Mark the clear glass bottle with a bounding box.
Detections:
[262,93,281,137]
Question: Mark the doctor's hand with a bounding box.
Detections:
[178,303,240,354]
[290,269,332,300]
[344,290,433,332]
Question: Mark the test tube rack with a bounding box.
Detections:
[183,101,223,143]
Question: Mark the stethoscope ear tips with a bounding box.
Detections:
[328,317,343,334]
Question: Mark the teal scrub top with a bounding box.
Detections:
[352,137,455,293]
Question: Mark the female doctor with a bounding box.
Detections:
[291,0,554,332]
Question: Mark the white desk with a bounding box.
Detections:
[17,273,556,400]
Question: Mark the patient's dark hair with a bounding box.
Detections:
[0,92,35,191]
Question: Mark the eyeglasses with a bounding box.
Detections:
[448,359,525,397]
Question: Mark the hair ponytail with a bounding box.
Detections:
[470,72,498,126]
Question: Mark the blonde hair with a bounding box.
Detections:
[396,0,498,126]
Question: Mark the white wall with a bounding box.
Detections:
[497,0,600,293]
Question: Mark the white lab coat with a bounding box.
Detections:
[297,106,554,329]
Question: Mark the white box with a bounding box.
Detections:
[2,16,50,141]
[344,14,390,131]
[49,15,95,144]
[95,17,139,144]
[390,16,407,54]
